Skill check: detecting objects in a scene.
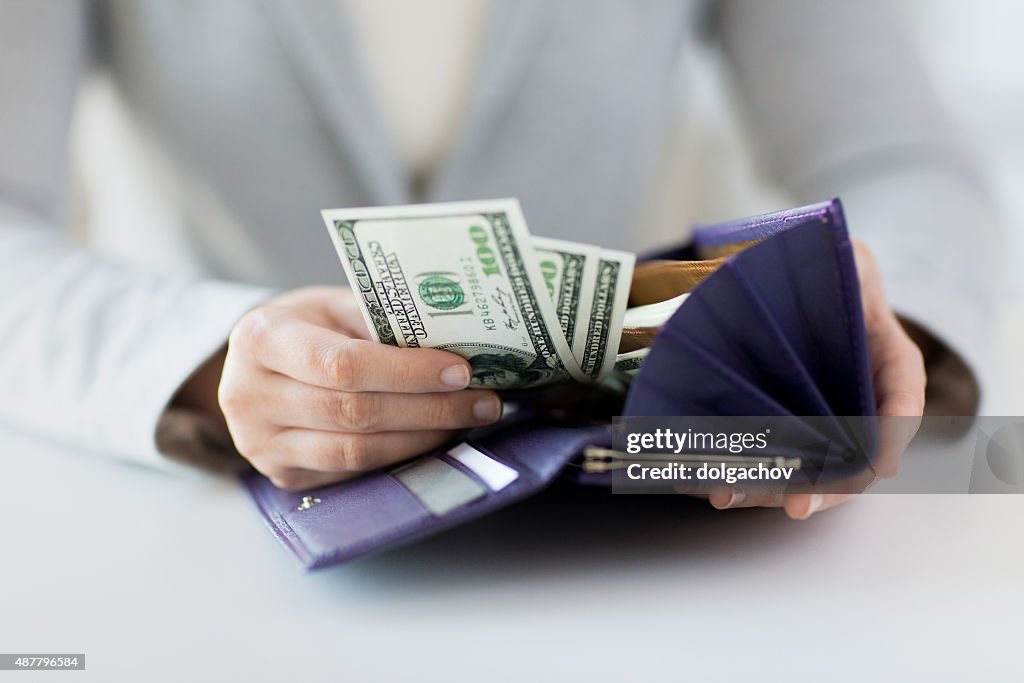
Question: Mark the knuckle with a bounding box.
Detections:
[232,306,279,351]
[230,426,282,468]
[231,432,263,464]
[217,380,243,418]
[428,395,459,428]
[337,436,372,472]
[321,341,360,389]
[334,392,380,432]
[389,356,418,391]
[266,468,306,491]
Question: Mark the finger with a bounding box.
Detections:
[707,486,786,510]
[267,427,454,474]
[256,465,357,492]
[875,339,926,417]
[870,319,926,402]
[872,328,926,477]
[253,376,503,432]
[783,493,856,520]
[874,413,922,478]
[850,241,924,477]
[271,287,373,339]
[235,308,473,392]
[707,487,859,520]
[852,241,889,328]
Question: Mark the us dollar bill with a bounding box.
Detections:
[532,236,598,357]
[322,199,587,389]
[533,238,636,379]
[613,348,648,375]
[596,347,649,394]
[577,248,636,379]
[622,291,690,329]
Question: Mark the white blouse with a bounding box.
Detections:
[341,0,488,183]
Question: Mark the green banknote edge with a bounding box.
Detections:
[580,258,620,378]
[331,219,399,346]
[548,250,584,342]
[484,212,574,386]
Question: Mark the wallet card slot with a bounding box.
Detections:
[391,456,488,517]
[435,452,495,492]
[628,324,849,449]
[636,324,793,417]
[442,442,520,492]
[722,263,857,441]
[657,267,835,421]
[722,262,829,410]
[627,334,838,453]
[752,221,872,417]
[724,264,856,449]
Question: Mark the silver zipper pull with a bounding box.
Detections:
[582,446,802,474]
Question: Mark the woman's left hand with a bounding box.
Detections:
[707,239,927,519]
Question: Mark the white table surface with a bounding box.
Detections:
[2,415,1024,682]
[2,272,1020,683]
[3,300,1022,683]
[3,293,1022,683]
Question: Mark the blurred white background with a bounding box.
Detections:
[69,0,1024,411]
[911,0,1024,414]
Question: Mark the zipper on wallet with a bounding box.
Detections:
[581,446,803,473]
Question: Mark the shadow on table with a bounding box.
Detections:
[311,480,823,598]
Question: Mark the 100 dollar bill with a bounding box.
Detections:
[533,236,598,357]
[577,247,635,379]
[533,237,635,378]
[322,199,587,389]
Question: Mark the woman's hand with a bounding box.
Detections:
[213,287,502,490]
[707,239,927,519]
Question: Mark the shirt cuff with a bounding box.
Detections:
[115,279,275,471]
[808,167,1003,413]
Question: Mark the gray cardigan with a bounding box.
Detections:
[0,0,1000,465]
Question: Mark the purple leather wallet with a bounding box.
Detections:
[243,198,877,570]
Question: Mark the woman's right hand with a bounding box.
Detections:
[216,286,502,490]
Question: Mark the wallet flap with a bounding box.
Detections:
[624,198,877,464]
[693,201,839,251]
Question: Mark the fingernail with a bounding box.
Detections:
[473,396,502,424]
[440,364,471,388]
[711,487,745,509]
[805,493,825,518]
[725,487,746,508]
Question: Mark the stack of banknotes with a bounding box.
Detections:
[322,198,687,390]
